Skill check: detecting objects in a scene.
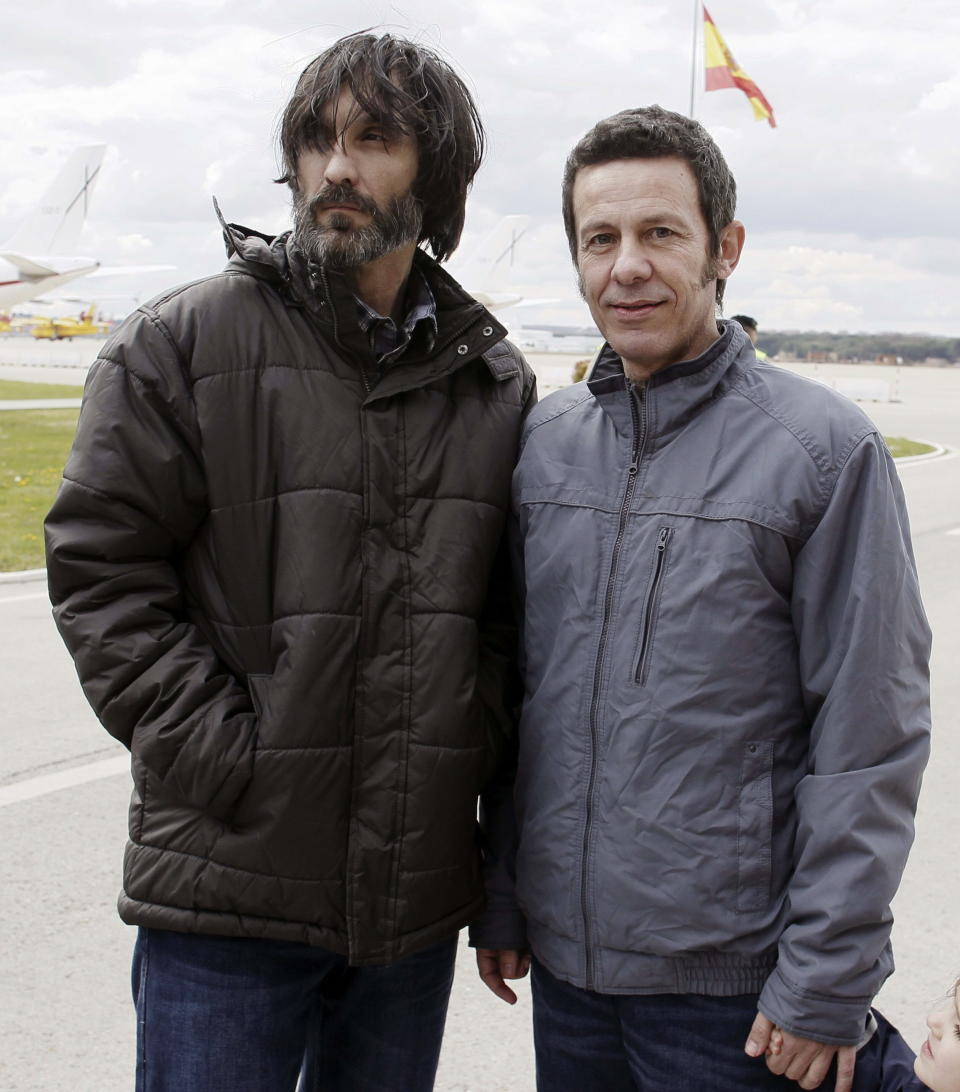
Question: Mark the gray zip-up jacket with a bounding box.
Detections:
[487,322,930,1045]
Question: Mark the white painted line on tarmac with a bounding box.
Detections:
[898,445,958,467]
[0,591,48,604]
[0,755,129,809]
[0,567,46,584]
[0,399,82,410]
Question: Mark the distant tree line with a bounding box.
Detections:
[758,331,960,364]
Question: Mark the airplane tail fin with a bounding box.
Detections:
[454,215,530,293]
[4,145,107,254]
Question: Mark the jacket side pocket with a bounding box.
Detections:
[634,526,672,685]
[246,673,269,720]
[737,740,774,913]
[130,754,146,843]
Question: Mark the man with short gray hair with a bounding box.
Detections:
[472,106,930,1092]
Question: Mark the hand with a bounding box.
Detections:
[767,1027,784,1057]
[745,1013,856,1091]
[475,947,531,1005]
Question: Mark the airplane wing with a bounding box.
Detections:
[470,291,558,311]
[0,252,60,279]
[89,264,176,277]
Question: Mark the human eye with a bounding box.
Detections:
[360,126,388,143]
[651,226,674,239]
[585,232,615,248]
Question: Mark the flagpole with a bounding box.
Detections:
[689,0,701,118]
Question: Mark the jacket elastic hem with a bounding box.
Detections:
[118,892,483,967]
[528,920,778,996]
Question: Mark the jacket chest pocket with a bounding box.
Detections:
[737,740,774,913]
[633,526,672,685]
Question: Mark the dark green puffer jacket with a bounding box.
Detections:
[44,223,536,964]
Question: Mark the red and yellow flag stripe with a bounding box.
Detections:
[703,6,776,128]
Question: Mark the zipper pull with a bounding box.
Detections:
[656,527,669,550]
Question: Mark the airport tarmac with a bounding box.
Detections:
[1,342,959,1090]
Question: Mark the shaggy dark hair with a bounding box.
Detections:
[561,106,737,304]
[276,32,484,263]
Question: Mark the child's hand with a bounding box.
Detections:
[766,1027,784,1057]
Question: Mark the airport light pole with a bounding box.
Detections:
[689,0,701,119]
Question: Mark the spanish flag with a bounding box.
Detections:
[703,6,776,128]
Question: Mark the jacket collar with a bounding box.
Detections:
[214,202,511,393]
[586,321,754,446]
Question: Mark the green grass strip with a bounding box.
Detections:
[0,379,84,400]
[884,436,936,458]
[0,408,79,570]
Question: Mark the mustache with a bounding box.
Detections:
[303,184,378,218]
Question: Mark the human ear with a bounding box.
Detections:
[715,220,745,279]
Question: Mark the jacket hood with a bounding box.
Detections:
[213,198,295,286]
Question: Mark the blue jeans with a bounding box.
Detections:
[132,927,457,1092]
[531,958,807,1091]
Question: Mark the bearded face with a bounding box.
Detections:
[292,182,423,270]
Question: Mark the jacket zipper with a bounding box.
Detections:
[313,266,496,957]
[634,527,672,684]
[321,264,370,957]
[318,269,373,393]
[581,382,645,990]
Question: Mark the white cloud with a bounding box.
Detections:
[726,232,960,333]
[1,0,959,333]
[919,72,960,111]
[116,233,154,253]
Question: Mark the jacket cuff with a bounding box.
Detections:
[758,967,872,1046]
[468,908,528,951]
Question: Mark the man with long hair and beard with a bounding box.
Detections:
[45,31,534,1092]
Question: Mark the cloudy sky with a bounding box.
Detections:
[1,0,958,334]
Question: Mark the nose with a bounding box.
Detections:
[610,240,653,285]
[323,142,358,187]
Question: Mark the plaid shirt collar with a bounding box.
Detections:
[354,266,438,367]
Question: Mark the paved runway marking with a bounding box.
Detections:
[0,399,82,410]
[0,755,129,809]
[0,592,48,604]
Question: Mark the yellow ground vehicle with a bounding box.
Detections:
[31,305,110,340]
